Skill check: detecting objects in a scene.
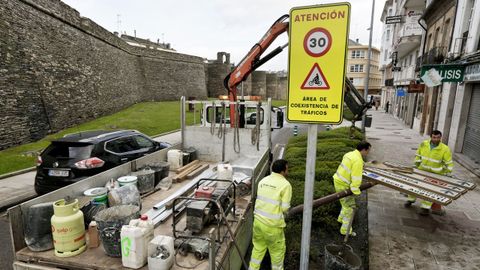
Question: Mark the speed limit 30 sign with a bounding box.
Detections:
[287,3,350,124]
[303,28,332,57]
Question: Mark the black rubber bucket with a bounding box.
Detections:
[146,162,170,186]
[182,147,197,165]
[94,205,140,257]
[325,243,362,270]
[133,167,155,194]
[24,202,54,251]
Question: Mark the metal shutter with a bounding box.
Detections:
[462,84,480,163]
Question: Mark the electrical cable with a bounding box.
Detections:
[233,101,241,153]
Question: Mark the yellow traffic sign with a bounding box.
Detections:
[287,3,350,124]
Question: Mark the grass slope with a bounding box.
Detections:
[0,100,286,175]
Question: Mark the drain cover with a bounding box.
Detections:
[411,148,417,150]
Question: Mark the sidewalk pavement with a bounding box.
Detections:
[366,109,480,270]
[0,172,36,211]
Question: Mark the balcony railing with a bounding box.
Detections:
[415,47,447,71]
[385,78,394,86]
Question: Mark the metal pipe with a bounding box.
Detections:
[287,182,375,218]
[299,124,318,270]
[362,0,375,133]
[181,96,186,150]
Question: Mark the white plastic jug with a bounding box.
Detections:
[217,163,233,188]
[148,235,175,270]
[167,150,183,170]
[121,215,154,269]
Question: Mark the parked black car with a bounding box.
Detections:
[34,130,170,195]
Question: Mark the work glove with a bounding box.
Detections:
[350,187,361,196]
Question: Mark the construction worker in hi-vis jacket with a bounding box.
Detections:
[405,130,453,215]
[333,141,371,236]
[249,159,292,270]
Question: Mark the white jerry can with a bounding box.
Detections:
[167,150,183,170]
[148,235,175,270]
[217,163,233,188]
[121,215,154,269]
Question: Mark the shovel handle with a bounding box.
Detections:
[343,208,356,243]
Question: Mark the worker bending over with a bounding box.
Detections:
[333,141,371,236]
[405,130,453,215]
[249,159,292,270]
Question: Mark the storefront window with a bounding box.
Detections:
[415,94,423,118]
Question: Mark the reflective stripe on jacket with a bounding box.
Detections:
[333,149,364,195]
[414,140,453,175]
[254,172,292,228]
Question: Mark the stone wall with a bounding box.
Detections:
[206,52,231,98]
[251,71,267,98]
[266,73,278,99]
[0,0,207,150]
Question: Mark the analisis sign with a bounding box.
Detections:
[420,64,465,83]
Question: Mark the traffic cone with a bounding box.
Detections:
[293,125,298,136]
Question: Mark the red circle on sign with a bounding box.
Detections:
[303,27,332,57]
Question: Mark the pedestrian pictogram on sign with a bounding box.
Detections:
[303,28,332,57]
[301,63,330,90]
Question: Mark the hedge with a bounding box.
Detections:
[283,126,365,269]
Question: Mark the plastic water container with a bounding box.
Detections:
[167,150,183,170]
[121,215,154,269]
[83,187,109,205]
[51,199,86,257]
[217,163,233,188]
[117,176,138,187]
[147,235,175,270]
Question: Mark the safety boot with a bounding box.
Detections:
[418,208,430,216]
[404,201,414,208]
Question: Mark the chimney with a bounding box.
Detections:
[356,38,359,43]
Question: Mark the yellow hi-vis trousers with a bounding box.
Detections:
[249,219,285,270]
[334,182,356,235]
[407,194,433,209]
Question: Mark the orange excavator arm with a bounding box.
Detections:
[223,15,289,126]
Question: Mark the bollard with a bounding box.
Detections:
[293,125,298,136]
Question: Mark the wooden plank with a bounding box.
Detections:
[412,168,477,190]
[187,164,209,179]
[365,167,462,199]
[8,205,26,253]
[173,163,202,182]
[175,160,200,173]
[363,171,452,205]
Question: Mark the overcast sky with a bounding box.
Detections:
[61,0,385,71]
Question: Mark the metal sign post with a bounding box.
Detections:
[287,3,350,269]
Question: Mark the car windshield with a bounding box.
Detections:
[46,143,94,159]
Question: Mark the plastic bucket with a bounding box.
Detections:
[95,205,140,257]
[117,176,138,187]
[83,187,108,205]
[146,162,170,186]
[182,147,197,165]
[133,168,155,194]
[324,243,362,270]
[24,202,54,252]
